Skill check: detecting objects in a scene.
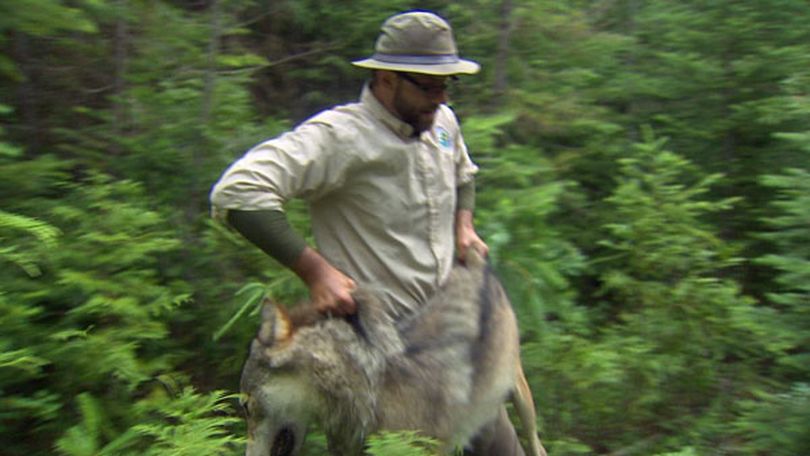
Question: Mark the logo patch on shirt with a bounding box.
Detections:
[435,126,452,149]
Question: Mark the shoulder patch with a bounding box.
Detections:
[435,125,453,149]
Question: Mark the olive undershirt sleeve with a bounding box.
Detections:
[226,209,308,267]
[456,179,475,212]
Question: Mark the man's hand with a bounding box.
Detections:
[455,209,489,261]
[292,247,357,316]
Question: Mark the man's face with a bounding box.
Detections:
[392,72,450,134]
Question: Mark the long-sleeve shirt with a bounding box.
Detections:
[210,85,478,315]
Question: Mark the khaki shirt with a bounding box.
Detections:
[211,85,478,314]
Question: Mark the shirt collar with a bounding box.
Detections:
[360,83,417,139]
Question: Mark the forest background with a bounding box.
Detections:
[1,1,808,455]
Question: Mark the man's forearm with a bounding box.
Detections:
[456,180,475,212]
[455,176,489,261]
[290,246,333,286]
[455,208,489,261]
[227,209,357,315]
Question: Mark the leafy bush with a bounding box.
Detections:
[365,431,443,456]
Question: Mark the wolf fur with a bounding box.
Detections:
[240,251,547,456]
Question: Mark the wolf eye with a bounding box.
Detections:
[271,426,295,456]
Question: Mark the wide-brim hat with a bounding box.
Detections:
[352,11,480,76]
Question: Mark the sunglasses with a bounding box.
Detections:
[396,72,458,97]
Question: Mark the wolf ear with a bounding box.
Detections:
[257,300,293,346]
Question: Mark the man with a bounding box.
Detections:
[211,11,524,455]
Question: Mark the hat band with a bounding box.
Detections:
[371,52,460,65]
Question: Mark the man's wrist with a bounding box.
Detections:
[455,208,475,230]
[291,247,330,286]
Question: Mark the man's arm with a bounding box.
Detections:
[212,118,360,316]
[227,209,356,315]
[455,180,489,260]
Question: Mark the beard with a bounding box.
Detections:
[392,86,439,135]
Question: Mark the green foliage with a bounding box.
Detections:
[464,113,587,335]
[749,159,806,456]
[55,388,243,456]
[2,1,809,455]
[0,209,60,276]
[0,0,96,80]
[55,393,118,456]
[0,173,193,455]
[757,168,810,377]
[0,0,96,36]
[212,278,302,342]
[129,388,243,456]
[299,430,329,456]
[365,430,443,456]
[655,448,698,456]
[599,128,740,280]
[734,383,810,456]
[0,292,61,434]
[527,130,781,453]
[589,131,770,448]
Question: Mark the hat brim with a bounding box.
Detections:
[352,57,480,76]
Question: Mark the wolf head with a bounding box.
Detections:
[241,370,316,456]
[240,304,318,456]
[240,293,403,456]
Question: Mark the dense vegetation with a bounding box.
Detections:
[2,1,808,454]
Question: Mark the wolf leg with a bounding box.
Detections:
[511,360,547,456]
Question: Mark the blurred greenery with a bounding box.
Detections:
[1,0,808,454]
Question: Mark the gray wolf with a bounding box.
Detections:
[240,251,547,455]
